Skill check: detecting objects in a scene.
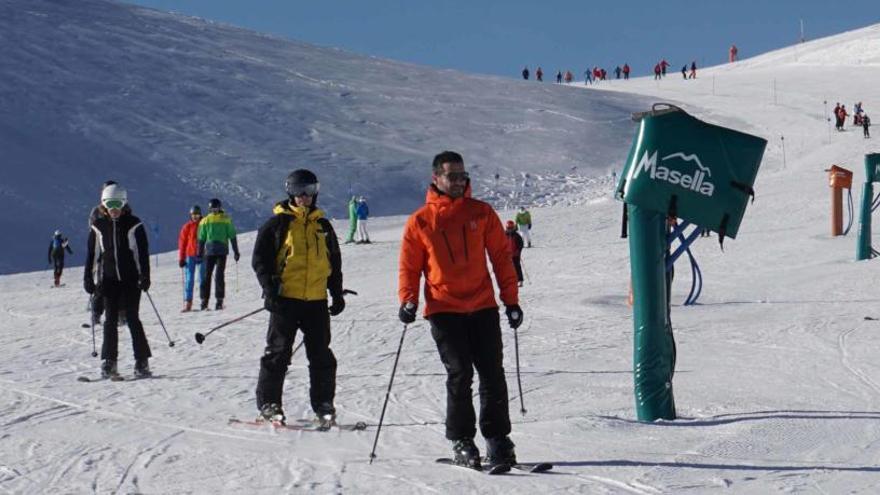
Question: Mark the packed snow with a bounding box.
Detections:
[2,1,880,494]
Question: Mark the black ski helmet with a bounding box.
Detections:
[190,205,202,215]
[208,198,222,210]
[285,169,320,202]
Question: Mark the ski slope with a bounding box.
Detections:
[3,4,880,495]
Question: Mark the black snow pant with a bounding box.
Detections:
[255,298,337,414]
[200,254,227,302]
[52,256,64,278]
[512,256,524,283]
[429,307,511,441]
[101,279,151,361]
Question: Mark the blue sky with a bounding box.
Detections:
[124,1,877,78]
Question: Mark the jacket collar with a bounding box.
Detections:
[273,200,324,221]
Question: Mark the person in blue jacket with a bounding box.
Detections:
[355,196,371,244]
[48,230,73,287]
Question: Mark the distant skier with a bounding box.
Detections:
[536,67,543,81]
[251,169,345,426]
[833,103,842,130]
[556,70,562,83]
[681,64,688,79]
[521,66,529,80]
[654,63,662,80]
[515,206,532,248]
[622,63,630,80]
[689,61,697,79]
[48,230,73,287]
[614,65,622,79]
[177,205,204,312]
[83,184,152,379]
[398,150,522,470]
[729,44,738,63]
[356,196,371,243]
[863,114,871,138]
[345,196,358,244]
[198,198,240,310]
[660,59,669,77]
[505,221,525,287]
[564,70,573,83]
[584,69,593,85]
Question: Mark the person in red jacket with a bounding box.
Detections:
[178,205,205,312]
[505,221,524,287]
[622,63,630,80]
[398,150,522,470]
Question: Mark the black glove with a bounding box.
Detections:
[398,302,417,324]
[505,304,523,329]
[84,277,95,295]
[329,296,345,316]
[138,275,151,292]
[263,282,283,313]
[234,252,241,262]
[179,259,186,268]
[528,224,532,229]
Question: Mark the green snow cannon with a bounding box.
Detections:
[856,153,880,260]
[616,104,767,422]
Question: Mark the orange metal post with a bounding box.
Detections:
[827,165,853,236]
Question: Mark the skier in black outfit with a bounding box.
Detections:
[521,66,529,80]
[83,184,152,379]
[48,230,73,287]
[251,169,345,425]
[87,180,131,325]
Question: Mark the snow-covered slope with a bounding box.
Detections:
[0,0,648,275]
[3,3,880,493]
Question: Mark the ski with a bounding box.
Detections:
[77,374,125,382]
[435,458,510,475]
[228,417,367,432]
[865,316,877,321]
[511,462,553,473]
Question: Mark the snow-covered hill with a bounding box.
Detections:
[3,2,880,493]
[0,0,649,275]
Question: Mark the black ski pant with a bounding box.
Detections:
[200,254,227,302]
[512,256,524,283]
[429,307,511,441]
[256,298,337,414]
[52,257,64,278]
[101,279,151,362]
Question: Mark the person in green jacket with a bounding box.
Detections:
[515,206,532,248]
[198,198,240,310]
[345,196,357,244]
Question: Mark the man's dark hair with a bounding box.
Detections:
[432,151,464,173]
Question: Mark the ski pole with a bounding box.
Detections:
[521,258,531,284]
[235,261,239,294]
[369,323,408,464]
[513,326,527,415]
[195,307,264,344]
[144,291,175,347]
[180,267,185,301]
[90,302,98,358]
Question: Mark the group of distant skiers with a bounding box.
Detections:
[55,154,540,469]
[834,101,871,137]
[345,195,371,244]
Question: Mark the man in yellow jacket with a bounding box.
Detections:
[251,169,345,426]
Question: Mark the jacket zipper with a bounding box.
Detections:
[461,225,469,261]
[441,230,456,264]
[112,220,122,280]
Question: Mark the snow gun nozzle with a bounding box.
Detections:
[194,333,206,344]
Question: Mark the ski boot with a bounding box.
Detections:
[313,402,337,431]
[451,438,481,470]
[181,300,192,313]
[134,358,152,379]
[100,359,118,379]
[485,435,516,467]
[215,299,224,310]
[258,403,286,425]
[200,299,209,311]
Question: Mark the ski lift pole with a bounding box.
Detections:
[856,154,880,259]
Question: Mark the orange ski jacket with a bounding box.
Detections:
[398,185,519,317]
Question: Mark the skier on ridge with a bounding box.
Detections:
[398,150,522,470]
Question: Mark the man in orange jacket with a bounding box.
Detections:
[398,150,523,470]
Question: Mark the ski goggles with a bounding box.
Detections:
[286,182,320,197]
[102,198,126,210]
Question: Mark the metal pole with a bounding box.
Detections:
[369,324,408,464]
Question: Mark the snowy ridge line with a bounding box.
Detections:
[0,379,286,446]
